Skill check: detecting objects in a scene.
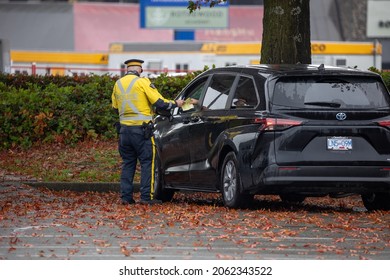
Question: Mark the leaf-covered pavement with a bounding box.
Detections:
[1,183,389,260]
[1,140,389,260]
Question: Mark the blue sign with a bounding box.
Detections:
[143,0,228,7]
[144,0,190,6]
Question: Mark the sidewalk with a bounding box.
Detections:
[0,172,37,187]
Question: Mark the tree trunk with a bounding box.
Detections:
[261,0,311,64]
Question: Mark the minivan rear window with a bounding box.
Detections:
[272,76,390,109]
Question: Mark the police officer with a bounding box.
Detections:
[112,59,184,205]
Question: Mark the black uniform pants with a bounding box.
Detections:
[119,125,154,202]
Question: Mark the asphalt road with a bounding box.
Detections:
[1,181,389,261]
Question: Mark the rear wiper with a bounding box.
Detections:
[315,78,349,83]
[304,101,341,108]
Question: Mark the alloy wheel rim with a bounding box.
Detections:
[223,160,236,201]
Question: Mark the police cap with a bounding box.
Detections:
[124,59,144,67]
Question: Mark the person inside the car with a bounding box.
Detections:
[233,98,247,107]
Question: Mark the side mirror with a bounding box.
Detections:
[154,107,172,118]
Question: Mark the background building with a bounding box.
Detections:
[0,0,389,71]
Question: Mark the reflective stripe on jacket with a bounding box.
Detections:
[112,74,161,126]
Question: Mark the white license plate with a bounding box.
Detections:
[327,137,353,150]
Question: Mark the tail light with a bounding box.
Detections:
[253,117,303,131]
[377,120,390,128]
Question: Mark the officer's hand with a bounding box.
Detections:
[175,99,185,107]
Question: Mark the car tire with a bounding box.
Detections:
[280,194,306,204]
[361,192,390,211]
[221,152,246,208]
[153,153,175,202]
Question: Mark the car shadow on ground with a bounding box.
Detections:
[171,192,367,213]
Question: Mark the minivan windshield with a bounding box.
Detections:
[272,76,390,109]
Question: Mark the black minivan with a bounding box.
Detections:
[152,64,390,210]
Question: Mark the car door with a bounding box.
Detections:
[188,73,238,189]
[226,74,261,189]
[157,75,210,187]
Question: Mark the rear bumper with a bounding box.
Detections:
[253,165,390,195]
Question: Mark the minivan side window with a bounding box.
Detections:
[202,74,236,110]
[231,76,258,108]
[175,76,209,114]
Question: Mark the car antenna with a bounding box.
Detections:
[318,64,325,71]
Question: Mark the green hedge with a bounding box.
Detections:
[0,66,388,149]
[369,67,390,90]
[0,70,204,149]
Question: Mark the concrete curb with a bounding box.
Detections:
[23,181,140,193]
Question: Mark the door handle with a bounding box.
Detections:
[191,116,200,123]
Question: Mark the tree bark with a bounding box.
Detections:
[261,0,311,64]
